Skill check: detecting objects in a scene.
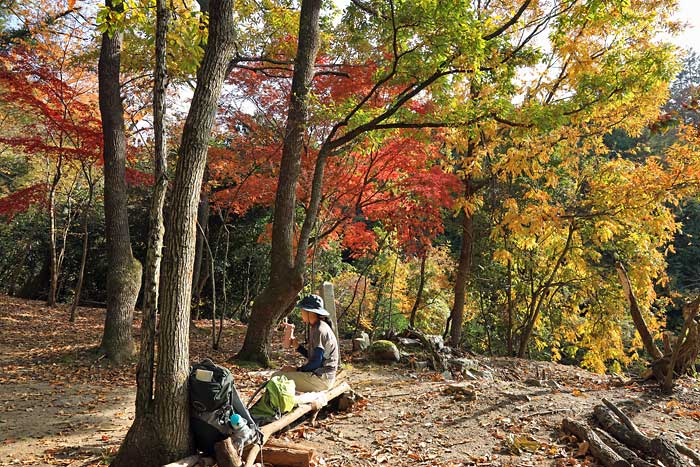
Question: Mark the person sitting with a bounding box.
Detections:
[277,294,339,392]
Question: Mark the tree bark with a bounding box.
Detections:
[237,0,322,366]
[409,252,428,328]
[98,0,142,364]
[136,0,169,421]
[153,0,236,461]
[449,176,474,347]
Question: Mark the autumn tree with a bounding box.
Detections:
[0,11,101,307]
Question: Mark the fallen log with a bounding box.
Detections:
[243,381,351,467]
[593,428,657,467]
[594,401,690,467]
[561,418,629,467]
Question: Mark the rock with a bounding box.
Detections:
[443,383,477,401]
[414,361,429,370]
[352,332,371,352]
[426,334,444,350]
[369,340,400,363]
[397,337,421,347]
[524,378,543,387]
[448,358,479,371]
[472,369,494,381]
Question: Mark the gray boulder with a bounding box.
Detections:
[369,340,400,363]
[352,331,371,352]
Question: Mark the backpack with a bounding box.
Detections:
[189,359,259,455]
[249,375,296,426]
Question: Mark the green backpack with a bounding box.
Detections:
[249,375,296,425]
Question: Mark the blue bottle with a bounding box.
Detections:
[229,413,254,451]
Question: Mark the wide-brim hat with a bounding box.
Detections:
[296,294,329,316]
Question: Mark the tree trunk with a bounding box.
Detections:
[449,177,474,347]
[110,1,170,464]
[192,178,209,319]
[615,262,663,361]
[237,0,322,366]
[505,258,514,356]
[70,170,95,322]
[517,222,575,358]
[409,252,428,328]
[112,0,235,465]
[98,0,142,364]
[152,0,236,461]
[47,158,62,307]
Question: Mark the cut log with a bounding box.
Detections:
[561,418,630,467]
[247,440,315,467]
[214,438,242,467]
[243,381,351,467]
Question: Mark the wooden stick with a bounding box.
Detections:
[243,382,351,467]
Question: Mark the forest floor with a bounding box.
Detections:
[1,294,699,467]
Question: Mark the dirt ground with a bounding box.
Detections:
[1,294,699,467]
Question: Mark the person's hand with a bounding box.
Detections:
[281,365,297,372]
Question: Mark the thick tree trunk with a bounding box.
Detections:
[152,0,236,462]
[98,0,142,364]
[409,253,428,328]
[110,1,170,464]
[137,0,169,419]
[449,178,474,347]
[237,0,322,365]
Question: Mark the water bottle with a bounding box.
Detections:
[229,413,254,451]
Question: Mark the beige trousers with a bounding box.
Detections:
[273,370,333,393]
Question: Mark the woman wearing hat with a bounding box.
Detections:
[278,294,339,392]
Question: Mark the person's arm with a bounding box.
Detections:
[297,347,324,372]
